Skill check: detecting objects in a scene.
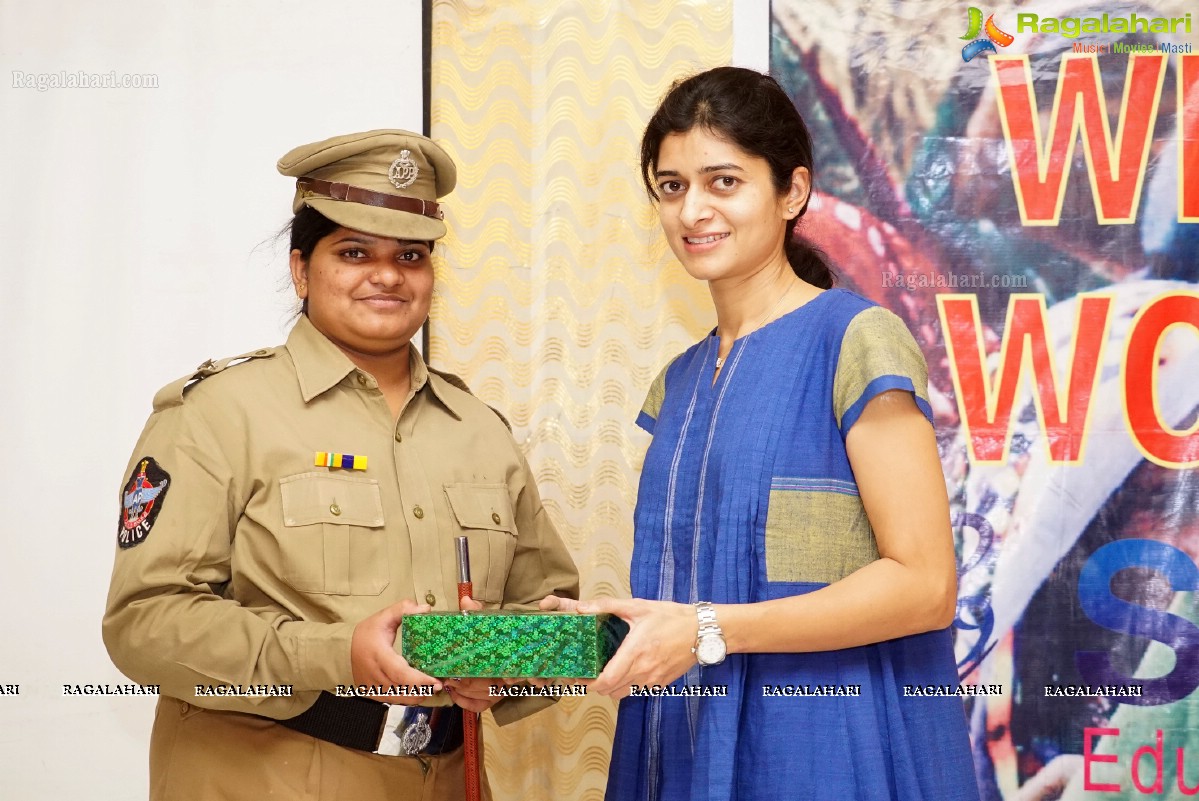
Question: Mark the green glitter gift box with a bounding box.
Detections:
[400,611,629,678]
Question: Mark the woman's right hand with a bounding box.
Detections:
[350,599,442,705]
[539,594,583,613]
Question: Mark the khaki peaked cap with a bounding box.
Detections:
[277,129,457,241]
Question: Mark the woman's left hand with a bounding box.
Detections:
[581,598,698,699]
[443,677,505,714]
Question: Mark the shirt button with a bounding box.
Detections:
[491,512,502,525]
[253,349,269,356]
[394,431,402,443]
[413,506,424,519]
[356,374,368,386]
[425,592,436,605]
[329,503,342,516]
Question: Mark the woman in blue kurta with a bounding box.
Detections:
[546,67,979,800]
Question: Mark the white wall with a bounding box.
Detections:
[0,1,765,797]
[733,0,771,71]
[0,2,423,796]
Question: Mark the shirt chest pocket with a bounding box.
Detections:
[279,473,388,596]
[443,483,516,604]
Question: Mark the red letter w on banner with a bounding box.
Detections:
[1182,55,1199,222]
[939,294,1112,463]
[992,54,1167,225]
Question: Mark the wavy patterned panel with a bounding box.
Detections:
[429,2,730,799]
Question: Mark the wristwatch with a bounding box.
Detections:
[691,602,727,667]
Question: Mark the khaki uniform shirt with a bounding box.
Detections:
[103,316,579,723]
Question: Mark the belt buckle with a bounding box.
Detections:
[376,705,433,757]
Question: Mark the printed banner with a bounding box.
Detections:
[771,1,1199,798]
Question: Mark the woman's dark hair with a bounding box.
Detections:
[284,206,339,315]
[640,66,834,288]
[288,205,341,261]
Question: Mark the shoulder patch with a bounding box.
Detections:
[152,347,278,411]
[832,306,929,431]
[118,457,171,548]
[641,354,682,424]
[428,367,512,431]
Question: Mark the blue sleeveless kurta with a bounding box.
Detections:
[607,289,979,801]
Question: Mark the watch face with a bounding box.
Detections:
[696,634,726,665]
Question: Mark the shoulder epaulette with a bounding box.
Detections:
[428,366,473,395]
[152,347,278,411]
[428,366,512,432]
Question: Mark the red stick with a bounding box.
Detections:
[456,535,482,801]
[457,580,481,801]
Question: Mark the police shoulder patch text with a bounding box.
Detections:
[118,457,171,548]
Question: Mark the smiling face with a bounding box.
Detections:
[654,127,809,285]
[289,227,433,363]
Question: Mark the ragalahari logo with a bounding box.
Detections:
[961,7,1015,62]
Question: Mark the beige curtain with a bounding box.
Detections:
[428,1,731,798]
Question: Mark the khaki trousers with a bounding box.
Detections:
[149,696,489,801]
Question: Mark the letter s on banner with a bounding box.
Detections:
[1076,539,1199,705]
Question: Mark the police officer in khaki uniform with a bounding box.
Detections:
[103,129,579,801]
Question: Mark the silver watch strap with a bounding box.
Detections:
[696,601,722,636]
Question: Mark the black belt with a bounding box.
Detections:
[278,691,463,756]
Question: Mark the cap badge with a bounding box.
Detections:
[389,150,419,190]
